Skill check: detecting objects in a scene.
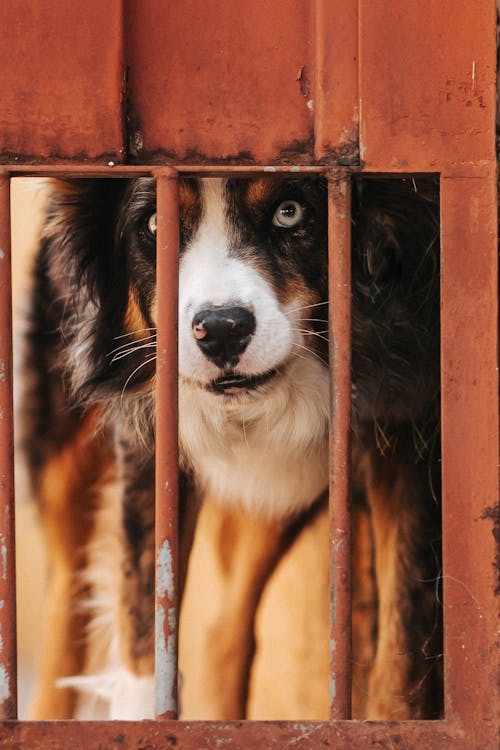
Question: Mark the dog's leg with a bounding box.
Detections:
[363,428,442,719]
[350,493,377,719]
[29,410,113,719]
[113,425,200,719]
[179,497,290,720]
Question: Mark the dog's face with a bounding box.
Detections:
[113,177,329,402]
[37,175,439,438]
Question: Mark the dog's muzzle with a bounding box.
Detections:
[192,306,256,369]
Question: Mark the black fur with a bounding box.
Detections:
[23,175,442,718]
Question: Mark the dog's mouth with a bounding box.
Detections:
[209,369,278,395]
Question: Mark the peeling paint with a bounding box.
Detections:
[0,536,6,581]
[155,603,177,716]
[156,539,174,601]
[0,360,4,381]
[0,249,4,260]
[0,663,10,703]
[329,638,337,705]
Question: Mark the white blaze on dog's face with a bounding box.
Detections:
[173,177,330,517]
[119,175,329,516]
[176,178,329,399]
[180,179,292,386]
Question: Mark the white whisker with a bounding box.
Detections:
[292,328,330,344]
[292,342,327,366]
[120,356,157,406]
[108,334,157,357]
[111,342,157,363]
[113,327,157,341]
[285,301,329,316]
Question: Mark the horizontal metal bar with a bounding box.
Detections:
[3,163,493,178]
[0,718,483,750]
[4,164,325,178]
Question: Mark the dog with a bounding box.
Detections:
[21,174,442,720]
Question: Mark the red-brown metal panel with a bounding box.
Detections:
[0,175,17,720]
[124,0,316,164]
[327,175,352,719]
[155,172,180,719]
[0,2,124,162]
[314,1,359,163]
[0,1,362,166]
[359,0,497,173]
[440,172,498,745]
[0,718,485,749]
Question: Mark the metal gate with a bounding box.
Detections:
[0,1,498,747]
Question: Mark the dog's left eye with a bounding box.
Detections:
[147,212,157,236]
[272,200,304,228]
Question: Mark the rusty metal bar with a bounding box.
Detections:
[4,164,326,178]
[439,172,498,745]
[154,170,180,719]
[0,173,17,720]
[327,173,352,719]
[0,718,473,749]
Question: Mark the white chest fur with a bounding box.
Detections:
[179,357,330,519]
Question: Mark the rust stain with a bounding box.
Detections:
[481,505,500,595]
[296,65,311,99]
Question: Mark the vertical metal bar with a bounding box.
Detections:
[155,170,180,720]
[0,173,17,720]
[440,172,499,741]
[328,173,352,719]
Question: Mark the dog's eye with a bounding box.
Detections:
[272,200,303,228]
[147,212,157,236]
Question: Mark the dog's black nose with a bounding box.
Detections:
[192,306,256,368]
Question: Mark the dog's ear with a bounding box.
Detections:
[42,178,128,299]
[353,179,439,299]
[37,179,131,399]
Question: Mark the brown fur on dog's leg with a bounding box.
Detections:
[115,426,200,682]
[179,498,290,720]
[29,410,113,719]
[350,494,377,719]
[362,427,442,719]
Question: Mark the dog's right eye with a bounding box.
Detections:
[272,200,304,229]
[146,212,157,237]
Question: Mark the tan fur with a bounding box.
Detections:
[179,497,289,719]
[245,178,282,212]
[247,502,330,720]
[125,290,148,338]
[350,501,377,718]
[30,409,114,719]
